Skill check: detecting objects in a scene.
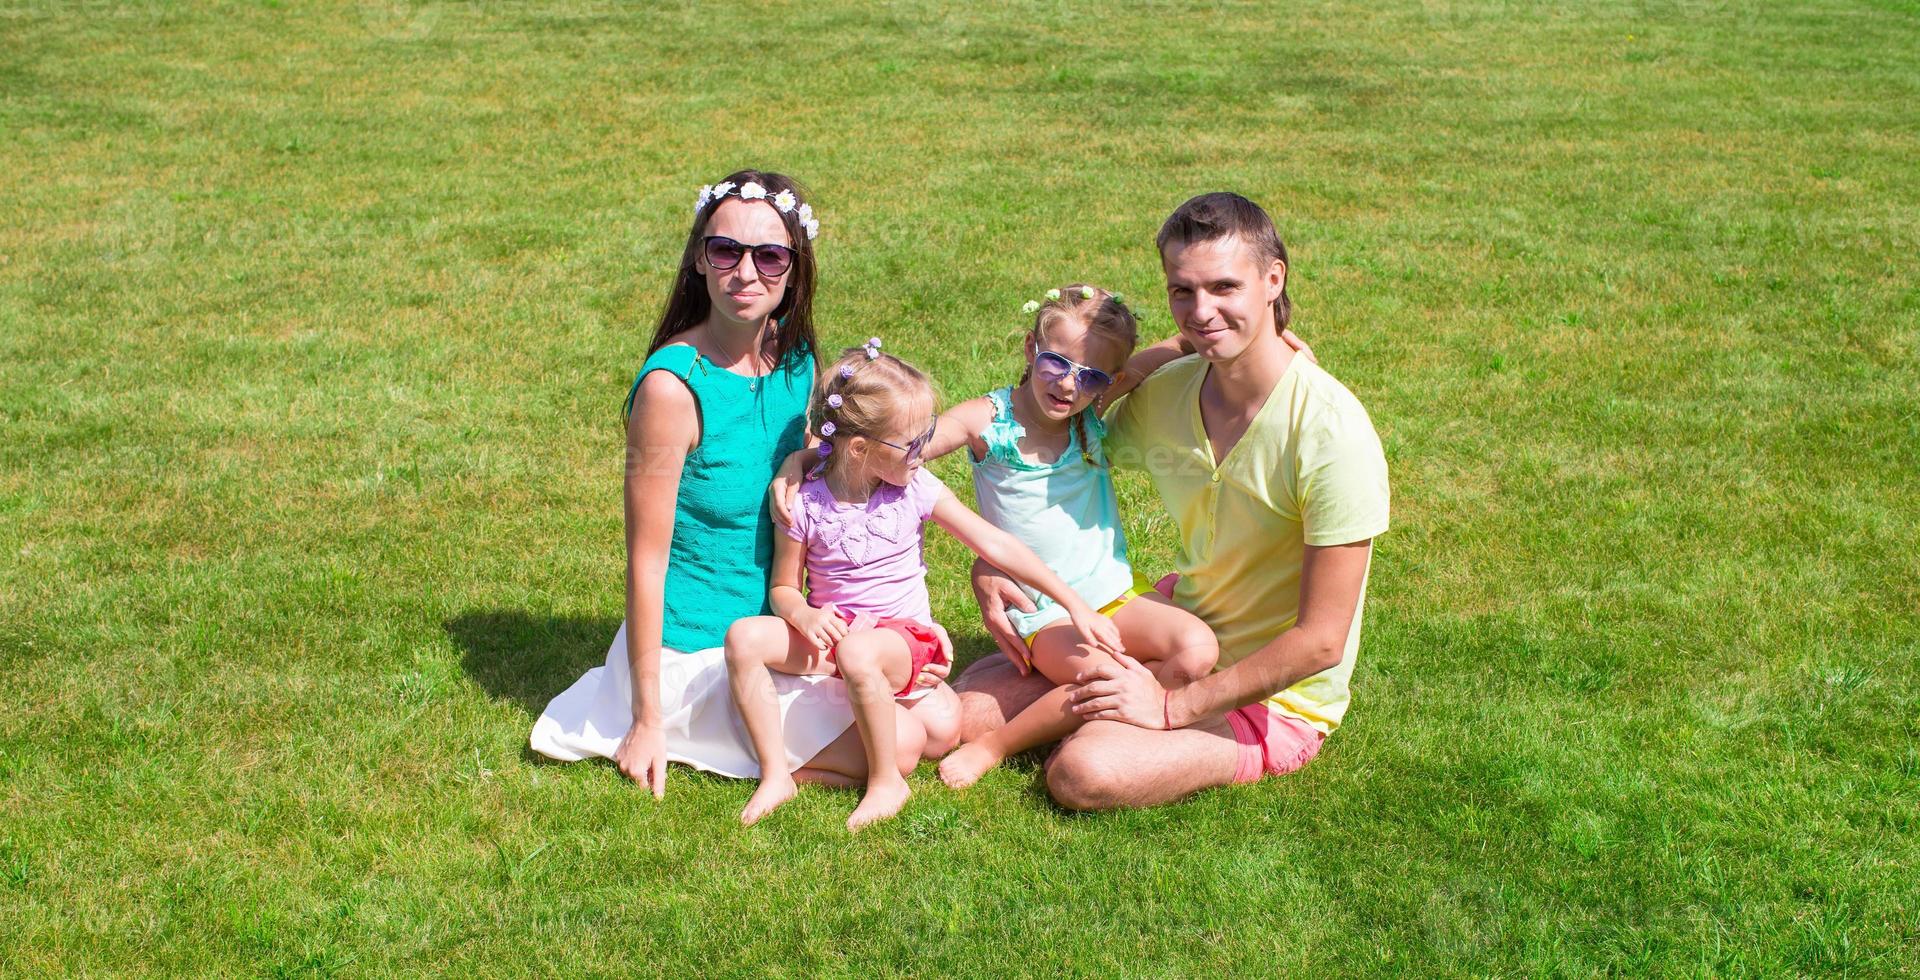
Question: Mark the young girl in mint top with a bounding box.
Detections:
[927,285,1220,789]
[724,342,1125,832]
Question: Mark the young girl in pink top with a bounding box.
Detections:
[724,340,1125,831]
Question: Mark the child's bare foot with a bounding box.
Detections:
[846,778,910,832]
[937,741,1004,790]
[741,771,798,826]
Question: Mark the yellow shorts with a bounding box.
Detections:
[1021,571,1157,649]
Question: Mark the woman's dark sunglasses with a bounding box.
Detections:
[873,419,937,465]
[702,235,795,278]
[1034,350,1115,395]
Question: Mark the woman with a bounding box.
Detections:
[532,169,957,797]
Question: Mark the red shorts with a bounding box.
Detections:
[828,610,947,698]
[1225,703,1325,783]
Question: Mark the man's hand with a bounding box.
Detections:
[1068,651,1170,729]
[613,721,669,797]
[970,557,1037,674]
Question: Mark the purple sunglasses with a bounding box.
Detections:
[1034,349,1115,395]
[872,418,937,465]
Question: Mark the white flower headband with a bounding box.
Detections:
[695,180,820,240]
[1020,286,1140,318]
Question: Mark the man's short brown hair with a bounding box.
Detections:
[1157,192,1292,332]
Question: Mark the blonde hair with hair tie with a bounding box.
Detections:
[810,343,934,477]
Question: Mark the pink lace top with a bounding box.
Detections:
[783,468,945,625]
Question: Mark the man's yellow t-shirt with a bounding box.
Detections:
[1104,353,1390,734]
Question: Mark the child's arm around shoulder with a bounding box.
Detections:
[1102,334,1191,408]
[1120,328,1317,379]
[1100,328,1316,409]
[926,396,996,463]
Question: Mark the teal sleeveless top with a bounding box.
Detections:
[625,342,814,651]
[969,386,1134,638]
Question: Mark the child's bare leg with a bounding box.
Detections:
[1110,592,1219,687]
[795,703,927,787]
[723,615,833,826]
[908,683,961,759]
[940,627,1104,789]
[830,629,915,831]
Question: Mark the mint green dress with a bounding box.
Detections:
[621,343,814,651]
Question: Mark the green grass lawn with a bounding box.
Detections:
[4,0,1917,973]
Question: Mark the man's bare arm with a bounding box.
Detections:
[1166,540,1371,725]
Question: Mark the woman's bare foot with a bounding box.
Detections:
[741,771,798,826]
[846,777,911,831]
[937,740,1005,790]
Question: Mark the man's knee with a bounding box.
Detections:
[955,689,1004,746]
[1045,735,1131,812]
[952,653,1018,693]
[955,653,1053,693]
[952,654,1055,740]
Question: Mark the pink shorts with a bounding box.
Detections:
[1153,572,1326,783]
[1225,703,1325,783]
[1152,572,1180,599]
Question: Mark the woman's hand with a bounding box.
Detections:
[785,602,849,651]
[766,449,810,528]
[1068,651,1169,729]
[614,721,669,797]
[970,557,1038,674]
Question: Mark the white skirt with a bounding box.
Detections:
[529,621,858,779]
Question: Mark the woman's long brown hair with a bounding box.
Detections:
[645,168,822,371]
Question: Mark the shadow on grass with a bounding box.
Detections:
[445,610,619,718]
[446,612,1005,714]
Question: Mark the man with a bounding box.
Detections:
[957,192,1391,809]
